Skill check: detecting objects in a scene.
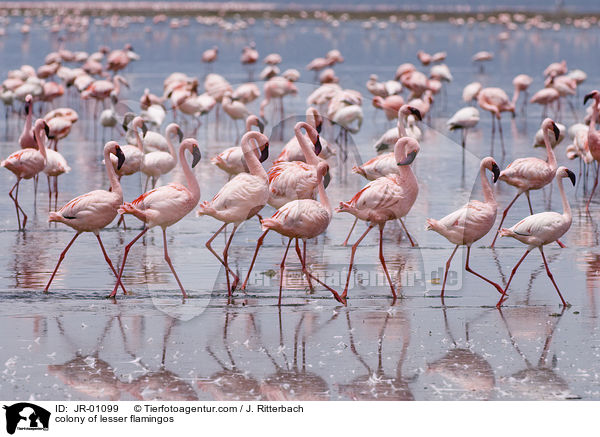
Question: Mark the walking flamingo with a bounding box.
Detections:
[336,137,420,303]
[267,122,323,209]
[109,138,202,299]
[44,141,127,294]
[141,123,183,191]
[491,118,561,247]
[583,90,600,212]
[197,132,270,296]
[477,87,515,152]
[426,157,502,298]
[496,167,576,308]
[1,119,49,230]
[241,161,342,304]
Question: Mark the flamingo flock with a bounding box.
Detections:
[1,10,595,312]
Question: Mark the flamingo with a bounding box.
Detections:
[477,87,515,152]
[112,114,146,179]
[491,118,561,247]
[211,115,266,177]
[267,122,324,209]
[41,126,70,211]
[241,161,342,304]
[221,91,251,139]
[44,141,127,294]
[109,138,202,299]
[447,107,480,148]
[372,105,422,153]
[463,82,482,104]
[18,94,36,149]
[1,119,49,230]
[197,132,270,295]
[141,123,183,191]
[372,95,405,121]
[472,51,493,73]
[512,74,533,112]
[496,167,576,308]
[426,157,502,298]
[530,88,560,118]
[583,90,600,212]
[336,137,420,303]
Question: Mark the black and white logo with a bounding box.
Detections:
[3,403,50,435]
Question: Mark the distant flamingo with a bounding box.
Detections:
[496,167,576,308]
[109,138,202,299]
[241,161,342,304]
[426,157,502,298]
[1,119,48,230]
[141,123,183,190]
[45,141,127,294]
[530,88,560,118]
[197,132,270,296]
[512,74,533,113]
[491,118,561,247]
[477,87,515,152]
[336,137,420,302]
[447,107,480,148]
[18,94,35,149]
[583,90,600,212]
[41,124,70,211]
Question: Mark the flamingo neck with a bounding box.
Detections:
[557,176,571,222]
[165,127,178,162]
[104,147,122,197]
[480,164,496,205]
[113,77,121,96]
[23,102,32,140]
[295,123,319,166]
[34,125,47,160]
[241,132,266,179]
[591,99,599,134]
[179,144,200,201]
[317,172,332,218]
[511,86,520,107]
[245,117,256,132]
[542,127,557,169]
[397,113,407,137]
[133,124,144,152]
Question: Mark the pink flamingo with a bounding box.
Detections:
[426,157,502,298]
[274,107,325,163]
[477,87,515,152]
[491,118,561,247]
[267,122,323,209]
[583,90,600,212]
[141,123,183,191]
[197,132,270,296]
[1,119,49,230]
[44,141,127,294]
[496,167,575,308]
[18,94,36,149]
[372,95,405,121]
[512,74,533,113]
[336,137,420,303]
[259,76,298,123]
[529,88,560,118]
[41,125,70,211]
[109,139,202,299]
[241,161,342,304]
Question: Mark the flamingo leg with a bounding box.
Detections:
[44,232,81,292]
[491,191,522,247]
[162,228,187,299]
[241,230,269,290]
[47,175,52,211]
[539,247,569,307]
[53,176,58,211]
[525,191,533,214]
[278,238,293,305]
[296,239,342,301]
[378,223,396,299]
[464,246,503,294]
[496,249,531,308]
[110,227,148,298]
[9,179,25,230]
[497,116,505,154]
[341,224,375,301]
[95,233,127,295]
[294,239,314,292]
[33,173,38,207]
[440,245,459,299]
[205,223,239,286]
[586,167,599,214]
[342,217,358,246]
[398,218,416,247]
[222,224,240,295]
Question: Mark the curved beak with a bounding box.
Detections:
[141,122,148,138]
[492,162,500,183]
[257,118,265,134]
[409,107,422,122]
[397,150,417,166]
[552,122,560,141]
[259,142,269,163]
[567,169,576,186]
[122,113,134,131]
[43,121,50,138]
[584,92,595,105]
[115,145,125,170]
[191,145,201,168]
[323,169,331,188]
[176,127,184,143]
[314,136,322,156]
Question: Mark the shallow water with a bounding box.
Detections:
[1,13,600,400]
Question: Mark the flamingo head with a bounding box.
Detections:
[542,118,560,141]
[396,137,420,166]
[482,157,500,183]
[584,90,600,105]
[402,105,422,121]
[557,166,576,186]
[113,144,125,170]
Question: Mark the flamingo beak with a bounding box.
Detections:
[257,118,265,134]
[316,121,323,134]
[584,92,595,105]
[191,145,201,168]
[314,136,322,156]
[566,169,576,186]
[409,107,422,122]
[141,122,148,137]
[122,113,134,131]
[492,162,500,183]
[115,145,125,170]
[324,169,331,188]
[176,127,184,143]
[259,142,269,163]
[43,122,50,138]
[397,150,417,166]
[552,122,560,141]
